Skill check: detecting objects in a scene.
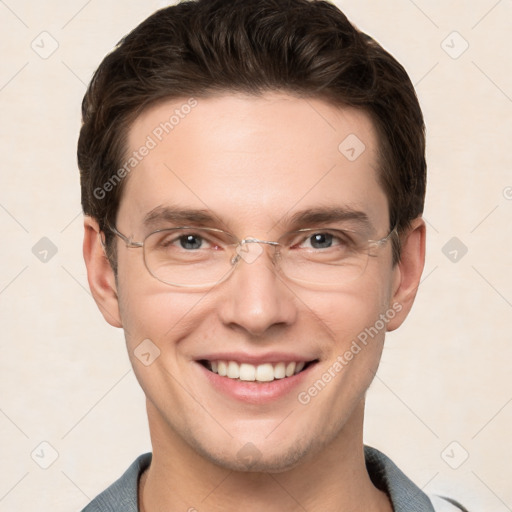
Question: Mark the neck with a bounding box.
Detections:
[139,400,392,512]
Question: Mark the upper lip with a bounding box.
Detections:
[196,351,318,365]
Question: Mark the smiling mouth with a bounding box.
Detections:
[199,359,318,382]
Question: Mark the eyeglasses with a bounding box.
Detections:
[106,223,397,289]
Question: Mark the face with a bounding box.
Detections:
[98,93,415,472]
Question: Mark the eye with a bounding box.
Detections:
[307,233,334,249]
[154,230,218,252]
[295,231,350,250]
[178,233,204,250]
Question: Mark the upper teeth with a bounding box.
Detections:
[209,360,306,382]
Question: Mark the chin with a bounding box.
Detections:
[189,431,319,474]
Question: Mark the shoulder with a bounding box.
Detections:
[81,453,152,512]
[364,446,467,512]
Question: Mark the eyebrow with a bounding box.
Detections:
[142,205,374,233]
[143,205,219,229]
[284,207,373,232]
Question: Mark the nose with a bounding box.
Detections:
[216,242,298,337]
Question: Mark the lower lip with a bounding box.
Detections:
[197,362,317,404]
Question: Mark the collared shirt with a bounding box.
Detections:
[81,446,466,511]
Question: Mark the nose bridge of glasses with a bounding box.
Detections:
[240,237,280,247]
[230,237,280,266]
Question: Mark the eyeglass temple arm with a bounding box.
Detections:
[103,223,143,248]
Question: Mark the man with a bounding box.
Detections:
[78,0,466,510]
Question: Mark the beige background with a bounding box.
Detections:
[1,0,511,510]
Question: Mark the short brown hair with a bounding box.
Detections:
[78,0,426,268]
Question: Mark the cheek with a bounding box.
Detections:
[115,244,197,335]
[115,260,207,351]
[299,273,393,341]
[117,282,212,404]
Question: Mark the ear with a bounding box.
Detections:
[83,216,122,328]
[386,217,426,331]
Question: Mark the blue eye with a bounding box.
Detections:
[179,234,203,250]
[309,233,333,249]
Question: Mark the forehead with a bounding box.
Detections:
[117,92,388,234]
